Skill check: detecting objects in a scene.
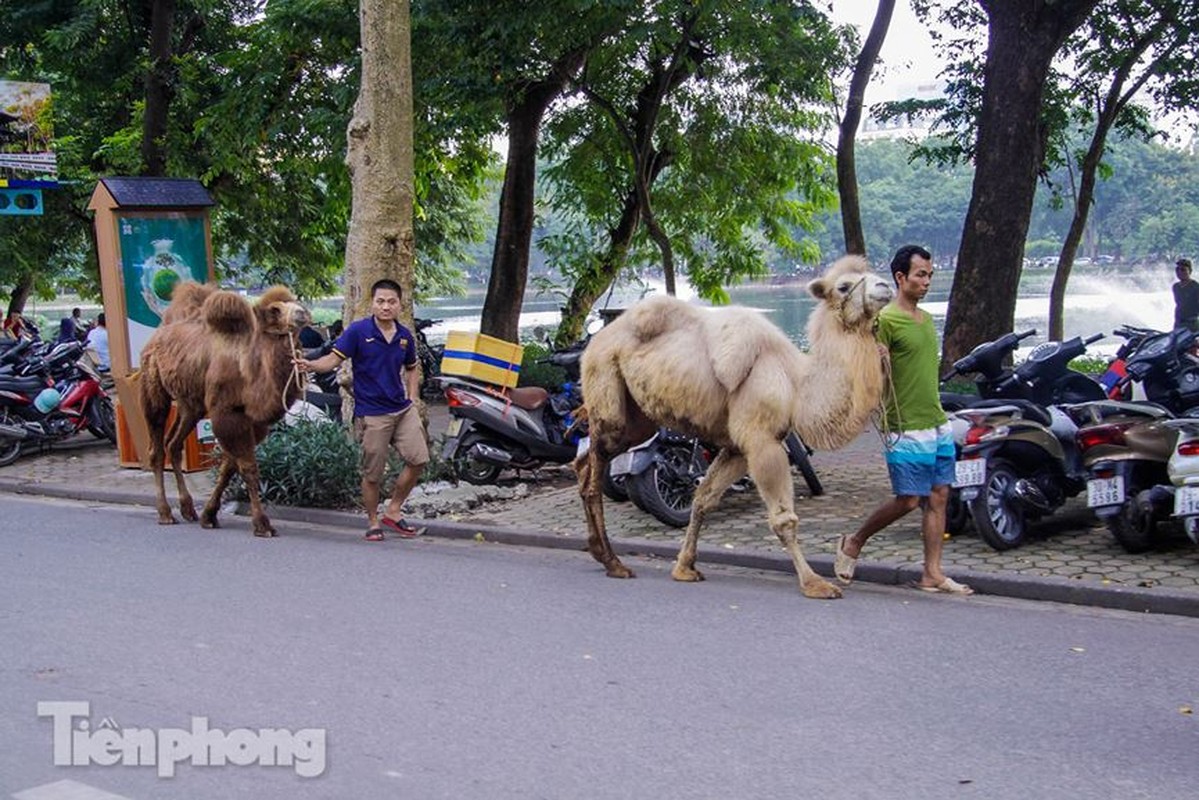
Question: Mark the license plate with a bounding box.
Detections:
[445,418,462,438]
[1175,486,1199,516]
[576,436,590,458]
[609,451,633,476]
[1087,476,1125,508]
[954,458,986,488]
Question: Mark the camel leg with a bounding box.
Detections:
[672,449,748,583]
[200,456,238,529]
[746,436,841,600]
[144,398,177,526]
[575,448,634,578]
[167,406,203,522]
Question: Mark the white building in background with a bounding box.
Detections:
[857,80,945,141]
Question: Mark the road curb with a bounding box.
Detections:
[4,478,1198,618]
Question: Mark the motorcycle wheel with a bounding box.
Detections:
[969,458,1028,550]
[0,409,22,466]
[945,488,971,535]
[450,434,503,485]
[1106,489,1158,554]
[601,462,630,502]
[87,395,118,443]
[784,432,823,496]
[625,442,701,528]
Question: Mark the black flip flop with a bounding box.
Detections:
[364,528,386,542]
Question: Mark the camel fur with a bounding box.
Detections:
[576,255,893,598]
[139,282,311,537]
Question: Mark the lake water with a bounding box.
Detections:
[415,264,1179,356]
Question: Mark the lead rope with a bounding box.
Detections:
[282,330,308,413]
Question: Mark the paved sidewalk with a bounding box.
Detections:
[3,421,1199,617]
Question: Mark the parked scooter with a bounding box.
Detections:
[610,430,823,528]
[1074,400,1178,553]
[438,345,586,484]
[944,330,1107,550]
[414,317,444,401]
[0,340,116,467]
[1166,417,1199,546]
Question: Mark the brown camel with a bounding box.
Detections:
[139,282,311,537]
[576,255,893,598]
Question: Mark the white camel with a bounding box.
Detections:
[575,255,893,598]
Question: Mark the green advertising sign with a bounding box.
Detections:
[117,213,207,366]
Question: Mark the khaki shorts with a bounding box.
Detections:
[354,407,430,483]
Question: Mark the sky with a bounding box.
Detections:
[827,1,947,105]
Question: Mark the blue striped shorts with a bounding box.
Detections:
[883,423,955,497]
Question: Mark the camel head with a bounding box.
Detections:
[806,255,893,330]
[254,285,310,334]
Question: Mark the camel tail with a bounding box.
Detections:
[161,281,217,325]
[202,290,255,338]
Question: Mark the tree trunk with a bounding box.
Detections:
[480,53,586,343]
[5,274,34,317]
[554,187,643,347]
[342,0,415,323]
[941,0,1097,367]
[141,0,176,177]
[837,0,894,257]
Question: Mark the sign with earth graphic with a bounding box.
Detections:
[117,213,206,366]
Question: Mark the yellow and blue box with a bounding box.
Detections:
[440,331,524,389]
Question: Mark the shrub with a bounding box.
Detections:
[221,419,362,509]
[518,341,567,389]
[221,419,461,509]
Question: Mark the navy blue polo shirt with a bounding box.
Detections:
[331,316,418,416]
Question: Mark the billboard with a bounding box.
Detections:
[0,80,56,178]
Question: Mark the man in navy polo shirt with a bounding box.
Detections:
[298,278,430,541]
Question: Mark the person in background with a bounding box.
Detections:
[1173,258,1199,332]
[3,310,25,340]
[57,307,83,344]
[834,244,974,596]
[85,312,110,370]
[296,279,429,542]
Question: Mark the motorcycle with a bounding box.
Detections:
[944,330,1107,550]
[1073,326,1199,552]
[1074,400,1178,553]
[0,340,116,467]
[609,430,823,528]
[414,317,445,401]
[1166,417,1199,546]
[438,345,585,484]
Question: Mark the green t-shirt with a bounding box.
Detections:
[876,304,947,431]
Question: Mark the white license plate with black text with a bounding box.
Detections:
[954,459,986,488]
[1087,476,1125,508]
[1174,486,1199,517]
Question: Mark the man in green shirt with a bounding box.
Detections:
[834,245,973,595]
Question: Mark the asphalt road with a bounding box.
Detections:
[2,495,1197,799]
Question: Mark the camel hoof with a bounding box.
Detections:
[605,562,635,579]
[179,502,199,522]
[199,515,219,529]
[801,579,843,600]
[156,514,178,526]
[254,527,278,538]
[671,565,705,582]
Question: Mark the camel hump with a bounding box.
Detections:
[255,284,298,308]
[622,295,695,341]
[161,281,217,325]
[202,290,255,337]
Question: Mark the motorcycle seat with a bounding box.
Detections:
[507,385,550,411]
[0,374,48,395]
